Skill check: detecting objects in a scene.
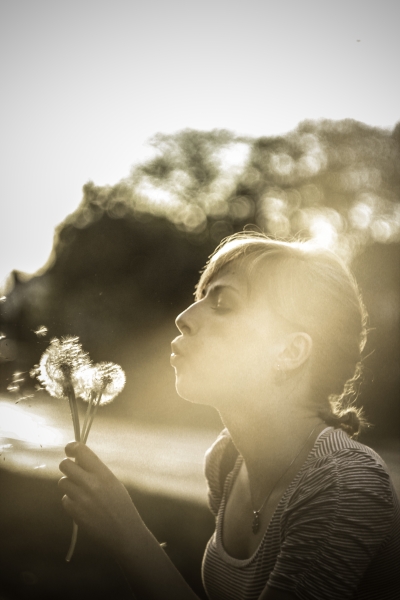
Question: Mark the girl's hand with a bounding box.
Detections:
[58,441,143,556]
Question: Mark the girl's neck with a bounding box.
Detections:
[218,404,325,506]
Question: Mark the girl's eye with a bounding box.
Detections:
[202,285,235,312]
[211,292,231,312]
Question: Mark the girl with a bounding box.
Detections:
[59,234,400,599]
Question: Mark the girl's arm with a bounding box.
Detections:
[59,442,200,600]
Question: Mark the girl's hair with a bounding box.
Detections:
[196,232,368,437]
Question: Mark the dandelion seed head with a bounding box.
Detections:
[73,364,97,401]
[90,362,126,405]
[37,336,91,399]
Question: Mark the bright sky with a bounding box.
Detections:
[1,0,399,287]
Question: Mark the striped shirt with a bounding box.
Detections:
[202,427,400,599]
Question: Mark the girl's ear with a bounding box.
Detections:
[275,332,313,373]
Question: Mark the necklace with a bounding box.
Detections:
[251,423,320,534]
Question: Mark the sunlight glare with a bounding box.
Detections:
[309,215,338,249]
[0,403,62,446]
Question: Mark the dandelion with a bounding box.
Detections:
[37,336,91,441]
[35,337,125,563]
[79,362,126,443]
[38,336,91,397]
[33,325,48,338]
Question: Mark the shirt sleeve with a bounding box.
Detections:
[267,450,394,600]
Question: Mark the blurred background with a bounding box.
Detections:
[1,1,399,599]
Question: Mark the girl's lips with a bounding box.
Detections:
[171,338,184,356]
[170,339,185,366]
[170,352,181,366]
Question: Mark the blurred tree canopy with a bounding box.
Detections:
[1,119,399,437]
[74,119,400,259]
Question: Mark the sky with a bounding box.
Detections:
[1,0,399,288]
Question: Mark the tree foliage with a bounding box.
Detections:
[70,119,400,263]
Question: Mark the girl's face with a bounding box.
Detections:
[171,261,288,409]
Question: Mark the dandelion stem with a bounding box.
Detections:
[65,522,78,562]
[82,392,102,444]
[81,392,95,442]
[66,385,81,442]
[65,382,81,562]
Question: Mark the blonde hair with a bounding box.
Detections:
[196,233,368,437]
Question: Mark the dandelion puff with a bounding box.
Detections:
[33,326,48,338]
[38,353,64,398]
[37,336,91,399]
[73,364,97,401]
[80,362,126,444]
[88,362,126,405]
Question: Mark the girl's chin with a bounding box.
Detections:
[175,380,212,406]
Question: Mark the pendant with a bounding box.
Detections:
[252,510,260,534]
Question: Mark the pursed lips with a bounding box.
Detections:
[170,337,185,365]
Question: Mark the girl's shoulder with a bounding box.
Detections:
[311,427,393,477]
[287,427,397,512]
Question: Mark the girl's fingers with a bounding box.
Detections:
[65,442,111,476]
[58,475,82,501]
[59,457,89,485]
[58,458,104,495]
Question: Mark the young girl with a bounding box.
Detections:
[59,234,400,599]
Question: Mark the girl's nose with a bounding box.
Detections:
[175,302,199,335]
